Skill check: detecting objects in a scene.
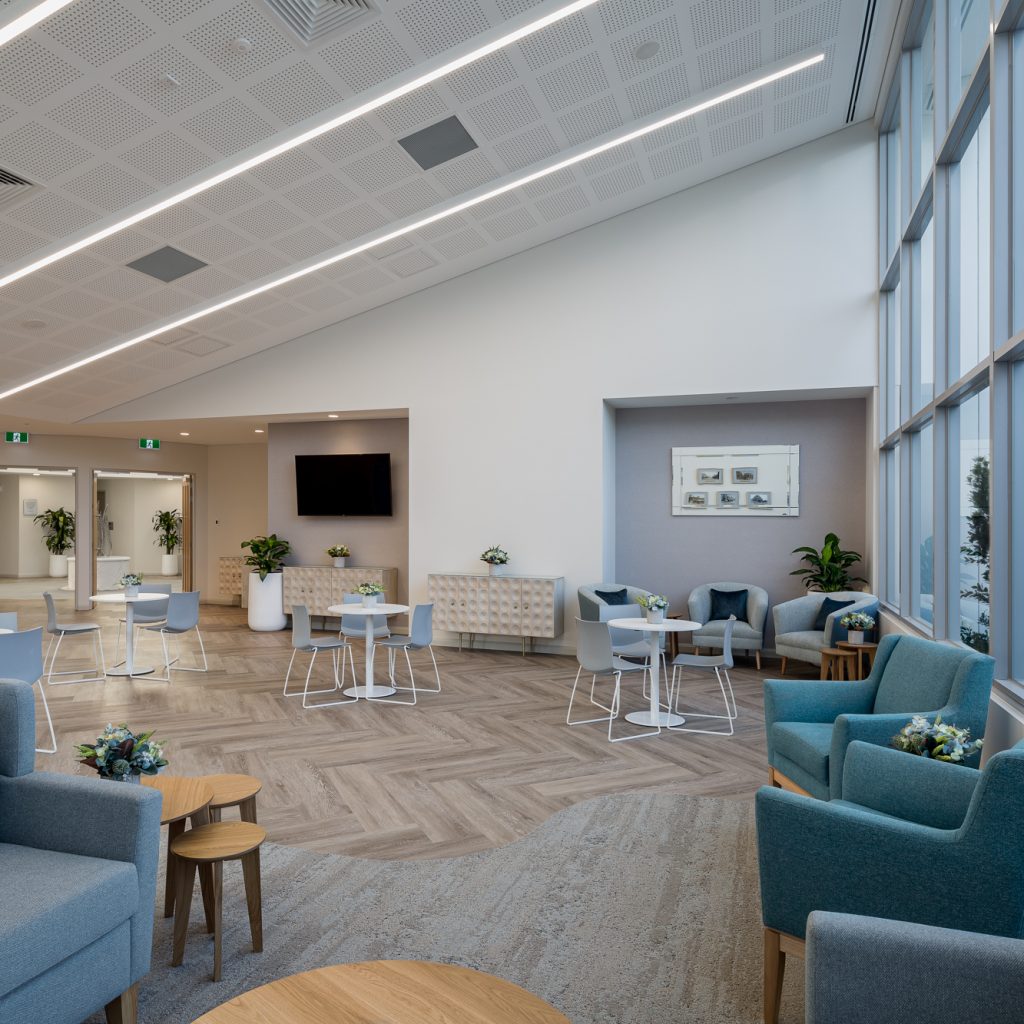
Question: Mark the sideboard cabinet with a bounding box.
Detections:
[427,573,564,651]
[282,566,398,617]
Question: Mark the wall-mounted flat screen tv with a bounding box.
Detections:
[295,453,393,516]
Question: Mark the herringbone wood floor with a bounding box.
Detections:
[4,600,816,860]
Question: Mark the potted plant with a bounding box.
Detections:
[480,544,510,576]
[327,544,350,568]
[790,532,867,592]
[840,611,875,645]
[891,715,983,764]
[241,534,291,631]
[152,509,182,577]
[120,572,143,599]
[357,581,385,607]
[636,594,669,623]
[33,506,75,578]
[75,723,168,782]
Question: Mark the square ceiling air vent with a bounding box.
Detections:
[127,246,207,283]
[263,0,374,45]
[398,116,479,171]
[0,167,36,211]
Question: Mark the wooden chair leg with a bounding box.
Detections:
[763,928,785,1024]
[212,860,224,982]
[241,848,263,953]
[171,860,197,967]
[164,819,185,917]
[104,984,138,1024]
[210,806,222,823]
[779,657,787,676]
[755,650,762,671]
[240,795,258,823]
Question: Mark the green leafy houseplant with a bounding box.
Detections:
[152,509,182,555]
[241,534,291,581]
[33,507,75,554]
[790,532,867,592]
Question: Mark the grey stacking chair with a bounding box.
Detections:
[141,591,207,682]
[0,627,55,753]
[0,613,17,631]
[284,605,357,709]
[567,618,655,742]
[339,592,390,640]
[42,592,106,685]
[370,603,441,705]
[667,614,738,736]
[114,582,170,664]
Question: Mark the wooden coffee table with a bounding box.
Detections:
[191,961,571,1024]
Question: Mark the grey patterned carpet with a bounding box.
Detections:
[91,795,805,1023]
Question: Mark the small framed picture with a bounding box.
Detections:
[717,491,740,508]
[685,491,708,508]
[697,468,723,485]
[748,491,772,508]
[732,467,757,484]
[22,498,38,517]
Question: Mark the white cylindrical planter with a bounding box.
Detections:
[487,563,507,576]
[847,630,865,645]
[161,553,180,576]
[248,572,287,631]
[125,585,140,599]
[361,594,379,608]
[646,609,665,624]
[332,557,347,568]
[49,553,69,578]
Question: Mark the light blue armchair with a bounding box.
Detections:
[578,583,663,657]
[756,738,1024,1024]
[764,634,993,799]
[688,581,768,669]
[0,679,161,1024]
[773,591,878,672]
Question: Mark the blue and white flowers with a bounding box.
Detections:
[357,582,385,596]
[891,715,983,763]
[480,545,510,566]
[75,723,168,780]
[120,573,143,587]
[636,594,669,611]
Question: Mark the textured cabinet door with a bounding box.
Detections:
[218,556,243,597]
[282,568,308,614]
[428,575,458,631]
[305,568,334,616]
[520,578,559,638]
[489,577,522,635]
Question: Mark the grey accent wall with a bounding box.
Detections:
[614,399,868,647]
[267,419,409,605]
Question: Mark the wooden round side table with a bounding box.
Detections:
[202,773,262,823]
[819,647,858,681]
[191,961,571,1024]
[141,775,213,918]
[837,640,879,680]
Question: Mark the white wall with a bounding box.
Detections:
[207,444,268,601]
[97,124,880,649]
[18,475,76,577]
[0,477,21,577]
[100,478,183,575]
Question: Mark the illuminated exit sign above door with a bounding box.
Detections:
[139,438,160,450]
[4,431,29,443]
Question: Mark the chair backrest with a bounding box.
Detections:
[597,603,647,649]
[164,591,200,631]
[291,605,312,649]
[342,592,388,631]
[578,584,649,622]
[721,614,737,668]
[0,678,35,778]
[575,617,615,675]
[872,635,995,727]
[0,628,44,686]
[42,592,58,631]
[409,603,434,646]
[137,582,172,617]
[688,582,769,632]
[0,613,17,631]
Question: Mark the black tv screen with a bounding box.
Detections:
[295,454,393,516]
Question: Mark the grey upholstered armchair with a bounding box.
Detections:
[687,582,768,669]
[578,584,663,657]
[0,678,161,1024]
[773,591,878,672]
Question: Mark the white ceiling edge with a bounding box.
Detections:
[607,385,872,408]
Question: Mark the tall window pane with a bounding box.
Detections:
[1014,30,1024,335]
[958,389,990,651]
[912,423,934,627]
[914,5,935,192]
[912,221,934,411]
[883,284,902,435]
[954,0,990,99]
[882,123,901,261]
[885,444,901,606]
[1012,362,1024,681]
[955,108,991,377]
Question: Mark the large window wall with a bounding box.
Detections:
[878,0,1024,691]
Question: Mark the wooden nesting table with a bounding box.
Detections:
[191,961,570,1024]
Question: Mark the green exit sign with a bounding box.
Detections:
[4,431,29,444]
[139,438,160,450]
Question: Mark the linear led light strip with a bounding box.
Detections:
[0,0,76,48]
[0,53,824,403]
[0,0,601,291]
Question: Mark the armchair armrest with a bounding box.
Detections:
[772,596,819,636]
[824,597,878,646]
[806,911,1024,1024]
[764,678,876,728]
[840,741,980,829]
[687,587,711,626]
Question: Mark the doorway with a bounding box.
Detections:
[0,466,76,604]
[92,470,193,593]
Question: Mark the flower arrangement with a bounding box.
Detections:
[357,582,385,596]
[327,544,350,558]
[636,594,669,611]
[120,573,143,587]
[75,723,168,781]
[840,611,875,631]
[891,715,983,763]
[480,545,510,565]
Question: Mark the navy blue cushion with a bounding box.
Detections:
[594,588,630,606]
[710,588,748,624]
[813,597,855,632]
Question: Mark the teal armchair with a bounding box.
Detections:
[764,634,994,799]
[756,738,1024,1024]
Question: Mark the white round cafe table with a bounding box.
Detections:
[0,628,11,635]
[325,603,410,699]
[90,592,166,677]
[606,617,700,728]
